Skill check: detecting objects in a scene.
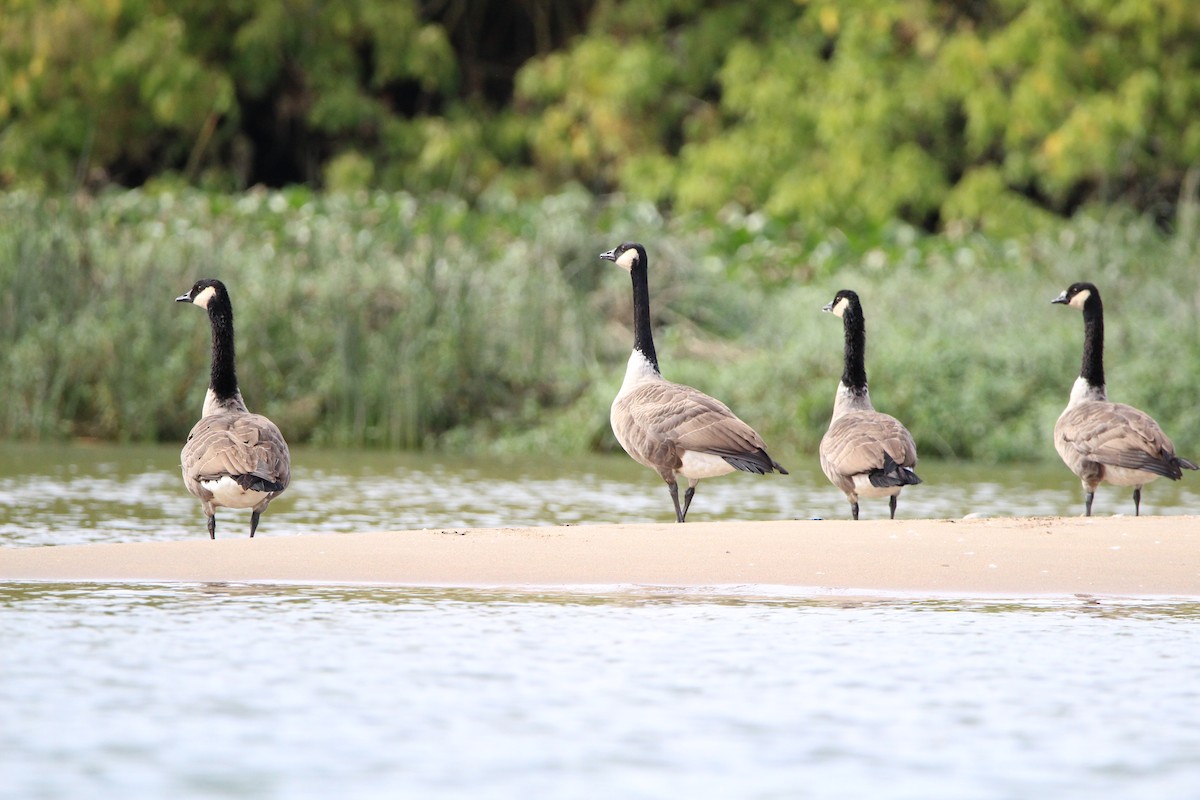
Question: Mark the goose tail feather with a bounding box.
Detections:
[869,452,922,488]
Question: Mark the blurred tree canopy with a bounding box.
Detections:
[0,0,590,192]
[3,0,1199,232]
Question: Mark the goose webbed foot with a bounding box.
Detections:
[1133,487,1141,517]
[250,510,262,538]
[889,495,897,520]
[1084,491,1094,517]
[207,515,216,540]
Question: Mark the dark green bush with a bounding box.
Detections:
[4,1,1199,232]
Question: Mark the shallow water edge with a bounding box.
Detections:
[4,578,1200,614]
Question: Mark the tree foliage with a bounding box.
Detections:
[0,0,585,191]
[518,0,1200,232]
[2,0,1199,231]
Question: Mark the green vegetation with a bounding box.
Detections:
[521,0,1200,232]
[3,2,1199,463]
[3,188,1198,463]
[4,1,1200,232]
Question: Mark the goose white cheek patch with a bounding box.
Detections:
[192,286,218,309]
[614,248,640,271]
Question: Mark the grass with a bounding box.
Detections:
[2,187,1198,464]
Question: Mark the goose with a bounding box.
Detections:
[819,289,921,520]
[599,242,787,522]
[177,279,290,538]
[1052,281,1196,516]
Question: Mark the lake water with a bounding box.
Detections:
[3,583,1199,800]
[3,443,1200,799]
[2,441,1198,547]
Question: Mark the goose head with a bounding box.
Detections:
[1052,282,1100,311]
[599,243,646,272]
[822,289,861,318]
[176,279,228,310]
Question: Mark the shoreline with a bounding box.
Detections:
[2,516,1199,598]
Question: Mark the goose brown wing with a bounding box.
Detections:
[1056,402,1182,479]
[183,413,291,491]
[820,411,918,479]
[615,381,776,471]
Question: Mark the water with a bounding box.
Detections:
[1,583,1198,800]
[3,444,1200,798]
[2,442,1198,547]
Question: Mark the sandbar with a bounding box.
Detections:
[2,516,1198,597]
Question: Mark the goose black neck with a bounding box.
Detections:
[207,293,240,401]
[630,258,660,373]
[841,300,868,392]
[1079,292,1105,389]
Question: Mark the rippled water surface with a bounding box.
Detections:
[4,444,1200,798]
[2,583,1199,800]
[2,442,1198,547]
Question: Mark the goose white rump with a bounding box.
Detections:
[200,476,275,509]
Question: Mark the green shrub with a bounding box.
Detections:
[4,1,1199,233]
[2,189,1197,464]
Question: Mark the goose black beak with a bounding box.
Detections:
[175,293,192,303]
[1051,291,1068,304]
[821,301,834,313]
[599,248,617,262]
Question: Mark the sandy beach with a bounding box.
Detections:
[2,515,1198,596]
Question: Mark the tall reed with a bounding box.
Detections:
[1,189,1197,463]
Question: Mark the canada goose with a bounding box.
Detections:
[1052,281,1196,516]
[599,242,787,522]
[177,279,290,538]
[819,289,921,520]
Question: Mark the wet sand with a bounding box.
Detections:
[2,516,1198,596]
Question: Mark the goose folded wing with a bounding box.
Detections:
[617,382,771,468]
[667,386,775,469]
[823,413,916,477]
[1059,404,1180,478]
[184,415,290,488]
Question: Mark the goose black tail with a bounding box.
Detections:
[722,449,789,476]
[236,474,287,493]
[868,453,922,488]
[1162,454,1200,479]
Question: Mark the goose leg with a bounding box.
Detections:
[889,495,897,520]
[1133,487,1141,517]
[851,501,859,521]
[250,510,262,538]
[667,481,686,523]
[1084,491,1094,517]
[207,515,216,540]
[681,482,697,521]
